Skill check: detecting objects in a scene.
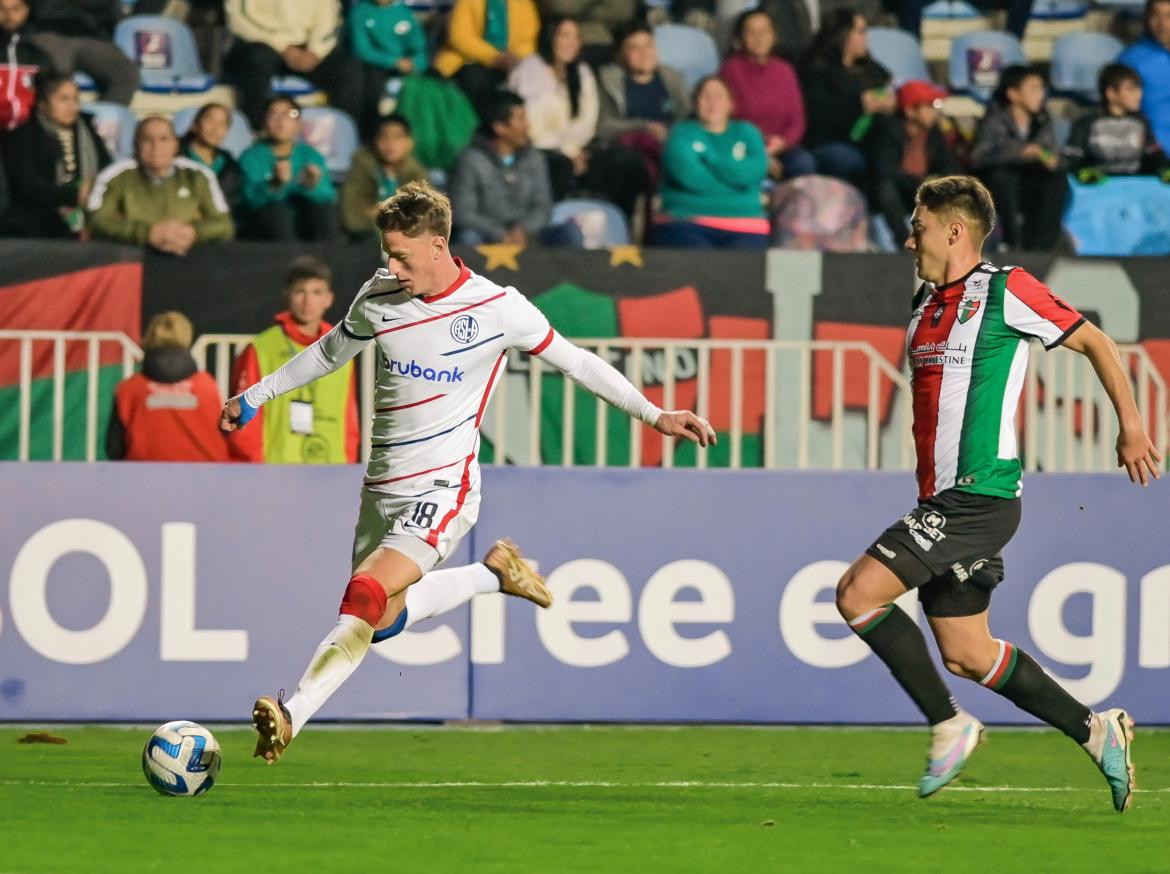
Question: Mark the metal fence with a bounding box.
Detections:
[6,329,1168,472]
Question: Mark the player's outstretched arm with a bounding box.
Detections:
[219,324,369,432]
[536,333,717,447]
[1062,321,1163,486]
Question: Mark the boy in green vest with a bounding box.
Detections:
[228,256,359,463]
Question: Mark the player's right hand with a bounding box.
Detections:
[1117,426,1162,487]
[654,410,717,447]
[220,395,257,432]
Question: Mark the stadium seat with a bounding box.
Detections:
[73,72,97,92]
[272,76,319,98]
[867,28,931,86]
[923,0,982,19]
[550,199,631,247]
[1030,0,1089,19]
[84,101,138,160]
[300,107,360,182]
[653,24,720,90]
[171,106,255,158]
[1064,175,1170,255]
[1050,32,1124,102]
[948,30,1027,102]
[113,15,215,93]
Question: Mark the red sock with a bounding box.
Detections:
[339,574,387,626]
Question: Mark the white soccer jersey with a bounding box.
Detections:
[340,259,553,492]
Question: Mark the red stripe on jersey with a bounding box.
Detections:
[419,259,472,304]
[908,294,961,500]
[363,456,466,487]
[1004,268,1082,333]
[427,453,473,548]
[376,393,446,413]
[526,328,555,356]
[374,291,506,337]
[475,351,508,427]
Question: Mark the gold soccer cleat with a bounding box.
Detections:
[251,692,293,765]
[484,538,553,608]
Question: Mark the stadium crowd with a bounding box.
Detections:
[0,0,1167,253]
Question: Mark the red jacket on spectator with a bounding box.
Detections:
[719,53,806,149]
[108,346,230,462]
[0,28,51,131]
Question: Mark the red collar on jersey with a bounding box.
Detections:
[420,257,472,304]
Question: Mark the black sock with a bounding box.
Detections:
[850,605,958,725]
[979,640,1092,744]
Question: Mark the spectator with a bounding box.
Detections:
[179,102,244,208]
[866,79,959,236]
[654,75,769,248]
[538,0,637,66]
[971,65,1066,251]
[223,0,372,136]
[341,113,427,237]
[107,311,229,462]
[451,89,579,245]
[799,9,894,185]
[594,20,688,212]
[237,96,340,242]
[0,0,52,132]
[719,9,814,180]
[228,256,359,465]
[1117,0,1170,152]
[1065,64,1169,182]
[27,0,138,105]
[88,116,234,253]
[2,72,109,238]
[348,0,428,103]
[435,0,540,112]
[508,17,599,200]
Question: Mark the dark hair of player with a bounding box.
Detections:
[1098,63,1141,104]
[374,180,452,241]
[915,175,997,244]
[284,255,332,290]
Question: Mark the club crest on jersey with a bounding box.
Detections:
[450,314,480,344]
[957,298,981,324]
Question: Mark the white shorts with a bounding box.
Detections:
[351,479,481,575]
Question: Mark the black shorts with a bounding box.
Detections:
[865,489,1021,618]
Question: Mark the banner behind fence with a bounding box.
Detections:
[2,464,1167,723]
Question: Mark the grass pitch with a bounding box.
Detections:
[1,724,1166,873]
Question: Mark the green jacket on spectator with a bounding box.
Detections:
[340,145,428,235]
[348,0,429,73]
[87,157,234,245]
[660,119,767,219]
[238,140,336,211]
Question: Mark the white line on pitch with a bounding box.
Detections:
[2,779,1167,793]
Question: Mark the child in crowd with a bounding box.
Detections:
[341,114,427,237]
[180,103,244,208]
[1064,63,1169,183]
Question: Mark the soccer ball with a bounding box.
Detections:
[142,720,221,797]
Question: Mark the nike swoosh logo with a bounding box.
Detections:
[382,315,403,323]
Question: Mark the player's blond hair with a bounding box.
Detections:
[142,311,194,351]
[915,175,997,244]
[374,181,452,241]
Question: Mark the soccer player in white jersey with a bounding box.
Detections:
[834,176,1161,810]
[220,182,716,764]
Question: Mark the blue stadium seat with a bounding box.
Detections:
[1050,32,1124,102]
[1064,175,1170,255]
[85,102,138,160]
[922,0,982,19]
[271,76,319,98]
[1030,0,1089,19]
[113,15,215,93]
[171,106,255,158]
[867,28,931,86]
[300,106,360,182]
[948,30,1026,102]
[550,199,631,247]
[653,24,720,90]
[73,72,97,92]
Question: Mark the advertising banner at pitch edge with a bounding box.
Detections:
[0,464,1167,723]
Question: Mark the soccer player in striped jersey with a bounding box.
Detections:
[220,182,715,763]
[835,176,1161,810]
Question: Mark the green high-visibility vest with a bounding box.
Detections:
[252,324,353,464]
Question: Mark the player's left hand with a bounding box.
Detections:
[1117,426,1162,486]
[654,410,717,447]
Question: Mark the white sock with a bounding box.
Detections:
[285,614,374,737]
[402,562,499,631]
